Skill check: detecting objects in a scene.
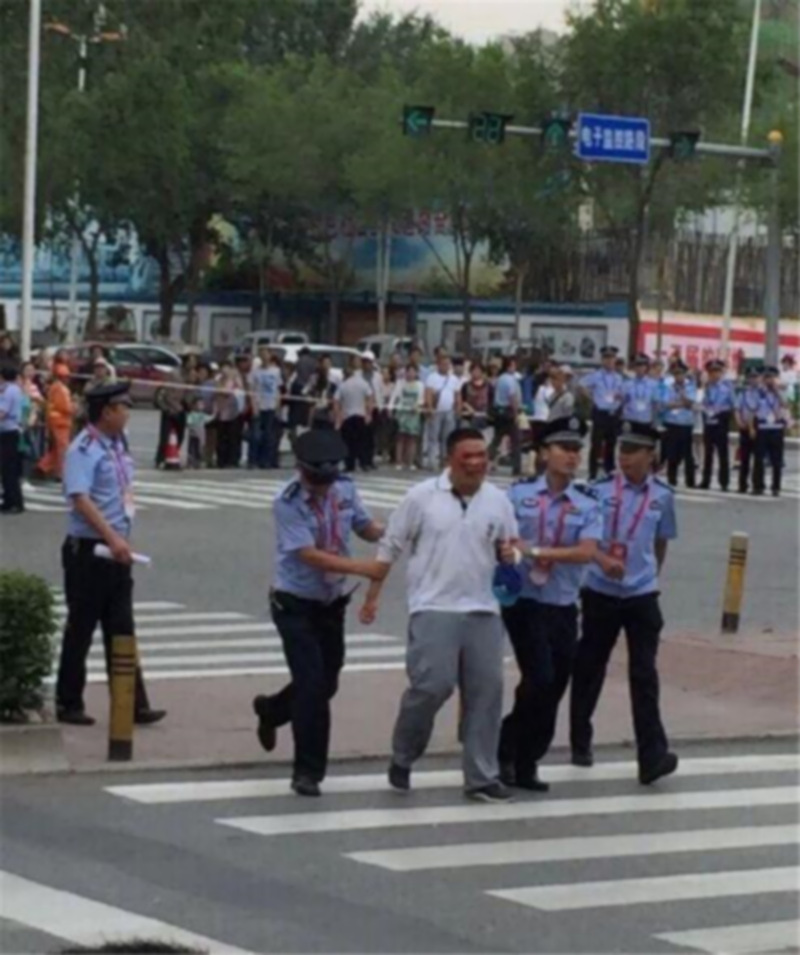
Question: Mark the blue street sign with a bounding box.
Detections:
[577,112,651,164]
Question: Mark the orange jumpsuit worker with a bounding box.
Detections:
[37,363,75,480]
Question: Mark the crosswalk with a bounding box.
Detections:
[50,592,407,682]
[21,470,800,515]
[105,751,800,954]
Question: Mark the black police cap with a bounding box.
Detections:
[294,428,347,466]
[84,381,133,407]
[673,360,689,373]
[763,365,780,377]
[542,416,588,447]
[600,346,619,358]
[618,420,659,448]
[633,353,650,367]
[705,359,725,372]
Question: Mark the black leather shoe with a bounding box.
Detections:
[515,768,550,793]
[639,751,679,786]
[571,748,594,768]
[56,709,96,726]
[291,776,321,797]
[499,761,516,787]
[134,708,167,726]
[388,762,411,792]
[252,696,277,752]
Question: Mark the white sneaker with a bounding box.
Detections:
[409,465,418,471]
[395,465,403,471]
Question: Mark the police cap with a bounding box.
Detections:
[542,416,587,447]
[295,427,347,467]
[672,360,689,373]
[84,381,133,409]
[705,359,725,372]
[618,420,659,449]
[763,365,780,377]
[600,345,619,358]
[745,366,762,379]
[633,353,650,367]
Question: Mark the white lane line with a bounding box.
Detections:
[84,661,409,682]
[489,866,800,911]
[54,601,185,615]
[347,824,800,872]
[134,481,266,509]
[60,611,250,625]
[131,493,211,510]
[105,754,800,805]
[654,919,800,954]
[88,633,399,655]
[0,870,252,954]
[217,786,800,838]
[89,645,407,669]
[22,503,64,512]
[132,622,275,638]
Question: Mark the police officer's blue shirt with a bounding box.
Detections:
[494,372,521,409]
[621,377,659,423]
[702,380,736,422]
[584,473,677,599]
[583,369,625,412]
[755,389,787,430]
[64,427,135,539]
[274,475,372,602]
[508,476,602,607]
[737,386,762,427]
[662,379,697,427]
[0,382,23,433]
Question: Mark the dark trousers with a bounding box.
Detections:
[0,430,23,511]
[589,410,618,480]
[663,424,695,487]
[260,590,347,782]
[155,412,185,466]
[570,588,668,771]
[216,419,239,468]
[499,598,577,778]
[489,410,521,475]
[341,415,370,471]
[257,410,280,468]
[738,429,756,492]
[753,428,784,495]
[701,414,731,489]
[56,538,150,714]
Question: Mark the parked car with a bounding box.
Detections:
[236,330,310,357]
[356,334,421,362]
[49,342,182,404]
[267,343,362,384]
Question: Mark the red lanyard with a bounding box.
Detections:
[538,492,571,547]
[308,491,342,552]
[88,426,130,492]
[612,474,650,542]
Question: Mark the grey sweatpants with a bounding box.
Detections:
[424,411,456,470]
[392,610,505,791]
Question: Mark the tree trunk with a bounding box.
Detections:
[461,247,473,355]
[627,220,646,359]
[156,246,175,339]
[85,253,100,336]
[513,263,527,339]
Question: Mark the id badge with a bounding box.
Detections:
[123,488,136,520]
[766,413,776,425]
[634,400,647,412]
[604,393,615,406]
[528,560,552,587]
[608,541,628,562]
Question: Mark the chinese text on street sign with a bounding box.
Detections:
[577,112,650,164]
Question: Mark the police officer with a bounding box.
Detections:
[499,416,602,792]
[252,427,384,796]
[735,368,762,494]
[661,361,697,488]
[752,366,789,497]
[56,382,165,726]
[621,355,659,425]
[699,359,736,491]
[570,420,679,785]
[581,346,624,479]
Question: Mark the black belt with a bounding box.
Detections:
[270,588,352,612]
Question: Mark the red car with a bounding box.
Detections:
[52,342,182,404]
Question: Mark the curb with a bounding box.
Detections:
[33,728,800,778]
[0,723,69,776]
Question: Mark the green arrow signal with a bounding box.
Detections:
[403,105,435,137]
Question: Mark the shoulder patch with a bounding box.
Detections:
[572,481,599,500]
[511,477,538,488]
[592,474,616,486]
[653,477,675,493]
[335,474,354,486]
[281,480,302,501]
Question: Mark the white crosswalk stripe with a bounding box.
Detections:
[22,471,800,515]
[104,752,799,952]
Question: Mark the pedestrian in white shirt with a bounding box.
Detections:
[360,428,519,803]
[423,353,462,470]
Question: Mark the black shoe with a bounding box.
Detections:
[719,486,729,493]
[752,490,764,497]
[514,767,550,793]
[291,776,321,797]
[388,762,411,792]
[498,761,516,787]
[772,490,780,498]
[0,506,24,514]
[56,708,96,726]
[737,487,747,494]
[571,748,594,767]
[639,751,679,786]
[135,708,167,726]
[466,782,514,804]
[252,695,277,752]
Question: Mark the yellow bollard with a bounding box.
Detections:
[721,532,749,634]
[108,634,136,761]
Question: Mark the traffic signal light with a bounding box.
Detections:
[541,117,572,152]
[402,105,435,138]
[468,112,513,145]
[669,130,701,161]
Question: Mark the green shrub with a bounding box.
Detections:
[0,571,57,722]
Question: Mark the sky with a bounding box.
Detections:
[358,0,587,42]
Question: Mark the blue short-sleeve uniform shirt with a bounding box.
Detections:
[621,377,659,423]
[0,382,23,433]
[63,427,135,539]
[583,369,625,413]
[662,380,697,427]
[702,380,736,422]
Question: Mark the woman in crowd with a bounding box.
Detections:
[304,354,338,428]
[376,364,398,464]
[19,361,45,472]
[214,364,242,468]
[197,363,218,467]
[36,363,74,480]
[390,363,424,470]
[154,368,187,468]
[460,360,493,432]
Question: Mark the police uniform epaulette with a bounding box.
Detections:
[572,481,599,499]
[592,473,616,485]
[77,431,95,453]
[281,480,302,501]
[652,476,675,493]
[511,476,539,487]
[335,474,354,485]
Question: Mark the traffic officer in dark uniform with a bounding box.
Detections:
[55,382,165,726]
[570,420,679,785]
[735,367,762,494]
[700,359,736,491]
[252,427,384,796]
[752,365,789,497]
[499,416,602,792]
[580,345,625,479]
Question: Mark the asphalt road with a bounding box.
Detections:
[1,739,798,954]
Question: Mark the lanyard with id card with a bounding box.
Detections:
[529,493,570,586]
[608,475,650,565]
[90,427,135,520]
[309,492,345,589]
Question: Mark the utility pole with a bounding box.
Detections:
[20,0,43,362]
[764,131,784,366]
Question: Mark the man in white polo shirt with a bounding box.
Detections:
[360,427,519,802]
[423,352,462,471]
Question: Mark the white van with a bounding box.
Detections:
[356,334,420,362]
[267,343,362,384]
[237,330,309,355]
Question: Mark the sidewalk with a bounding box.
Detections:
[58,625,799,773]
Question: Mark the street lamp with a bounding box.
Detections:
[19,0,42,362]
[44,9,124,342]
